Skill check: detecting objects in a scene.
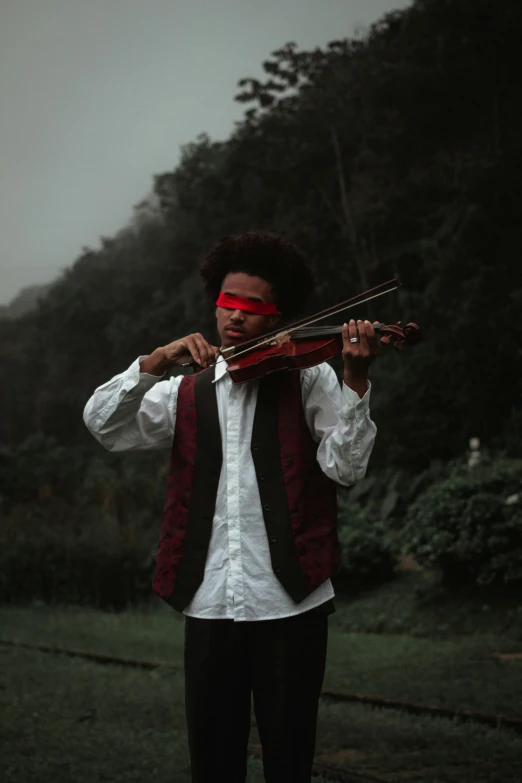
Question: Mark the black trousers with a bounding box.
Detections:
[184,607,329,783]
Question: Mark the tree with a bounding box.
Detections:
[1,0,521,469]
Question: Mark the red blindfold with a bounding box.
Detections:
[216,292,280,315]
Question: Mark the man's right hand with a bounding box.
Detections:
[140,334,220,376]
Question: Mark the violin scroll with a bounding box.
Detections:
[378,321,421,350]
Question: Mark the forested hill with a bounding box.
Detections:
[0,284,52,320]
[0,0,520,471]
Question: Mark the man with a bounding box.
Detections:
[83,231,378,783]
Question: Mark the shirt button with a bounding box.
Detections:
[229,454,236,462]
[230,486,237,494]
[263,504,270,511]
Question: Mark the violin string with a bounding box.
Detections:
[295,322,385,337]
[208,285,398,371]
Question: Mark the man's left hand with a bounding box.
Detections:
[342,319,380,397]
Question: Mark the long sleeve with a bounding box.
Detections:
[300,363,377,486]
[83,356,182,452]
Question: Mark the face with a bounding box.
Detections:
[216,272,280,350]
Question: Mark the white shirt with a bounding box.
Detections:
[83,357,377,621]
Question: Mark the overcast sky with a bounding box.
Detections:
[0,0,410,305]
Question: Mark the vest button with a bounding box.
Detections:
[259,474,265,481]
[269,536,277,544]
[263,505,270,512]
[274,567,281,573]
[252,444,259,451]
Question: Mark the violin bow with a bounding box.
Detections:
[212,278,401,367]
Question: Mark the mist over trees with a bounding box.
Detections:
[1,0,520,469]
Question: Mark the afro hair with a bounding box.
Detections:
[199,232,316,320]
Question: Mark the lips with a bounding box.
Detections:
[225,326,245,335]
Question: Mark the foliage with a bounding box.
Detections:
[0,435,167,514]
[1,0,522,603]
[0,0,520,471]
[401,458,522,587]
[0,282,52,319]
[331,569,522,640]
[0,505,158,610]
[0,435,87,507]
[339,458,456,534]
[0,437,167,609]
[334,502,397,591]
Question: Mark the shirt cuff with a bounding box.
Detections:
[340,380,371,417]
[133,355,166,385]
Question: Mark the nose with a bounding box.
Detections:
[230,309,245,322]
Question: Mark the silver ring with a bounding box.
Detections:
[349,337,360,343]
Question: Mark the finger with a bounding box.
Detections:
[204,342,220,365]
[193,334,213,366]
[343,319,358,353]
[366,321,379,356]
[196,335,220,367]
[364,321,379,350]
[347,318,359,348]
[357,319,369,353]
[177,338,194,363]
[204,341,220,365]
[184,336,202,366]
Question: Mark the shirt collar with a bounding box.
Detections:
[214,354,229,383]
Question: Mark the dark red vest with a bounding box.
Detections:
[152,368,340,611]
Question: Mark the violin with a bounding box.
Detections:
[184,278,421,384]
[225,320,420,385]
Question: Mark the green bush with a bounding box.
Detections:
[334,504,397,592]
[0,435,89,507]
[0,504,158,610]
[401,458,522,588]
[0,437,169,609]
[340,460,456,534]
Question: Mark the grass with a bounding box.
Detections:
[325,631,522,716]
[2,573,522,782]
[330,570,522,640]
[2,572,522,717]
[315,701,522,782]
[2,644,522,783]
